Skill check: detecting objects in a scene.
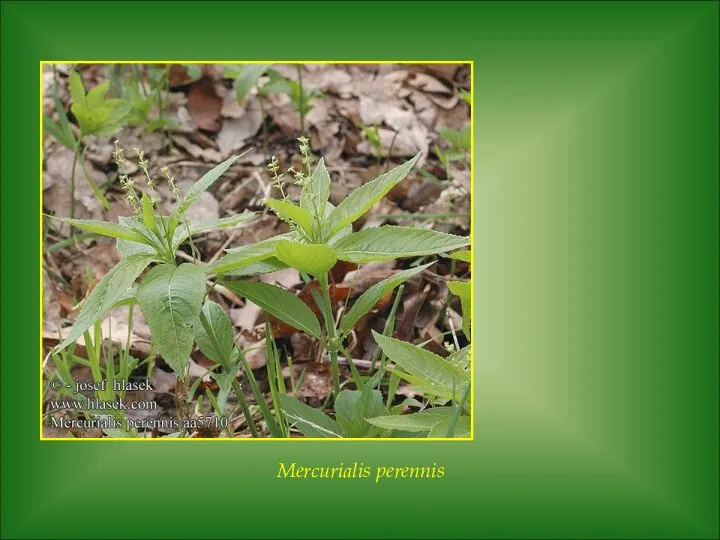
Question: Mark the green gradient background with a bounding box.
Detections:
[2,1,718,538]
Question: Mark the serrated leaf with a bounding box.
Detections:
[447,345,470,370]
[207,238,283,275]
[264,198,313,234]
[372,331,468,397]
[279,394,343,438]
[68,70,86,106]
[339,262,433,336]
[300,158,331,218]
[235,64,269,104]
[171,155,239,226]
[448,250,472,264]
[447,280,471,336]
[274,240,337,276]
[335,387,384,438]
[334,226,470,263]
[137,263,206,375]
[172,212,256,250]
[324,152,421,236]
[223,281,321,338]
[194,300,235,369]
[56,255,154,352]
[54,218,151,244]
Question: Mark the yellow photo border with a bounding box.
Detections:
[39,60,474,442]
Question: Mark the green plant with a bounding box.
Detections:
[446,249,472,337]
[207,138,469,403]
[122,65,179,134]
[44,68,133,217]
[49,148,264,436]
[224,64,323,138]
[48,309,141,437]
[434,124,470,174]
[278,331,470,438]
[47,134,471,438]
[358,123,386,161]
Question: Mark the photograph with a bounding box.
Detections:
[41,62,473,439]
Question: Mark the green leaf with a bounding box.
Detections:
[207,238,283,275]
[335,387,385,438]
[116,216,157,257]
[427,414,471,438]
[137,263,206,375]
[448,250,472,264]
[56,255,154,352]
[274,240,337,276]
[446,345,470,370]
[366,407,456,433]
[141,194,156,233]
[184,64,202,81]
[223,281,321,338]
[68,70,86,106]
[278,394,343,438]
[211,371,235,411]
[108,287,137,310]
[52,91,75,145]
[224,257,288,277]
[334,226,470,263]
[86,81,110,108]
[54,218,151,244]
[264,198,313,234]
[372,331,468,397]
[339,262,433,336]
[235,64,269,104]
[437,124,470,152]
[171,155,239,226]
[194,300,235,369]
[447,280,471,336]
[260,69,291,96]
[325,152,421,236]
[300,158,331,218]
[172,212,256,250]
[43,115,75,149]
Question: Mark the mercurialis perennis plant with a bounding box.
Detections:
[207,137,470,401]
[50,136,471,439]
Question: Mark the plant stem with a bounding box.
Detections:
[296,64,305,136]
[197,309,259,437]
[70,144,79,219]
[259,98,269,161]
[79,145,110,209]
[319,273,340,395]
[231,379,259,438]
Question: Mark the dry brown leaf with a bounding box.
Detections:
[187,78,223,132]
[216,98,263,156]
[172,134,224,162]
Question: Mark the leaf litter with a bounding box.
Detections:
[42,62,470,437]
